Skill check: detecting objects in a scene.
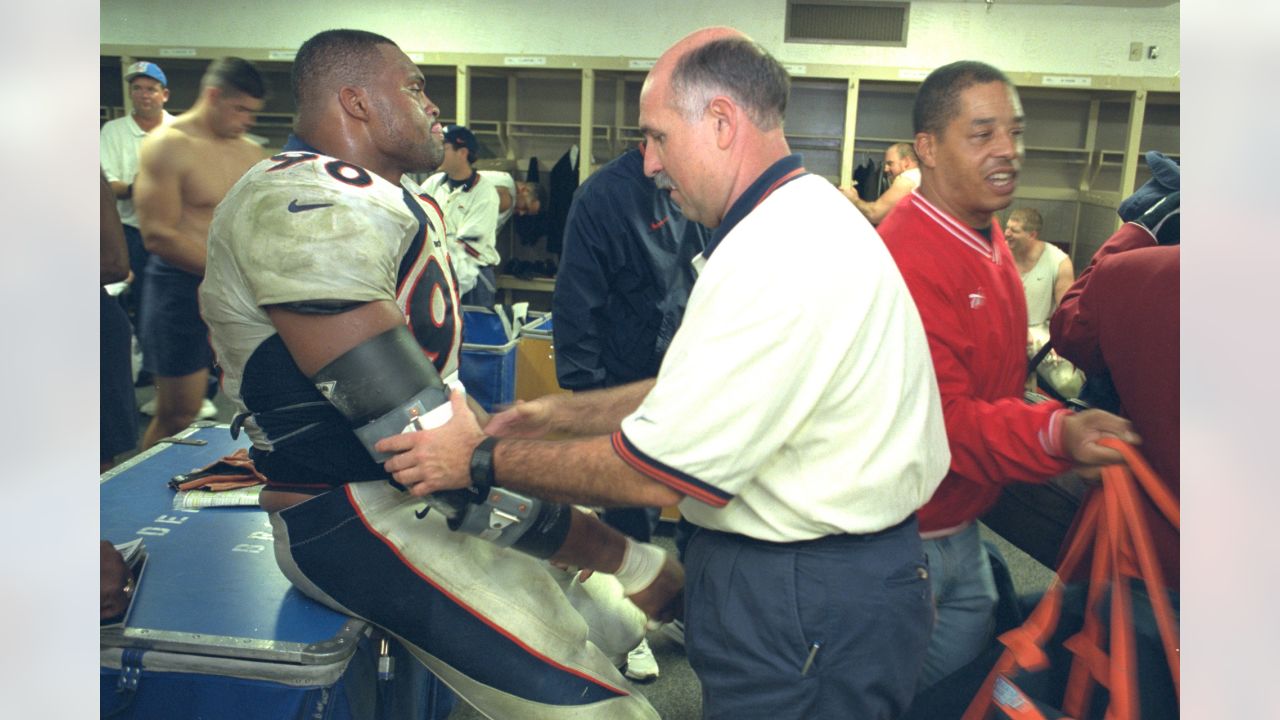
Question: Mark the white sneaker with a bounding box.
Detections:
[660,619,685,647]
[624,637,659,682]
[198,399,219,420]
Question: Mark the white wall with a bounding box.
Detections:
[101,0,1179,78]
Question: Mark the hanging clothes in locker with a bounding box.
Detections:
[858,156,883,201]
[514,156,550,248]
[853,157,875,201]
[545,145,580,258]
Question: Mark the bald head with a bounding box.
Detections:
[637,27,793,228]
[649,27,790,132]
[650,26,742,77]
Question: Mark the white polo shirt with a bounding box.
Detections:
[419,171,501,295]
[615,159,949,542]
[99,111,174,227]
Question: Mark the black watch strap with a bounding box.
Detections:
[468,436,500,502]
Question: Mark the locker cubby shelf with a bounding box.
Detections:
[101,48,1177,276]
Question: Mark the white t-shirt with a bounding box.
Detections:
[1021,241,1069,327]
[897,166,922,192]
[99,112,175,227]
[617,173,949,541]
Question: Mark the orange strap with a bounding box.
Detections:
[1097,437,1179,528]
[1107,455,1180,698]
[1061,495,1116,716]
[964,441,1179,720]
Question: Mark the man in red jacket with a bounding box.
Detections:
[1051,193,1180,587]
[879,60,1139,688]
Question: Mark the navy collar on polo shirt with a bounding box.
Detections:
[703,153,805,260]
[445,170,480,192]
[283,134,321,154]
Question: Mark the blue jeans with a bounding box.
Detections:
[684,518,931,720]
[918,522,998,689]
[460,266,497,308]
[122,224,150,332]
[100,289,138,461]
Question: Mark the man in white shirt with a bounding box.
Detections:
[841,142,921,225]
[419,126,501,305]
[100,61,175,325]
[376,27,950,719]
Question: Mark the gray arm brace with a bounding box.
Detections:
[310,324,571,558]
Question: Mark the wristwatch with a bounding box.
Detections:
[468,436,500,502]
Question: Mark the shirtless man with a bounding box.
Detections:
[134,57,267,448]
[840,142,921,225]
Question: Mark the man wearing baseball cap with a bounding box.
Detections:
[419,125,502,306]
[100,60,175,344]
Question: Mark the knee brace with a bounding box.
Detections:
[311,324,571,558]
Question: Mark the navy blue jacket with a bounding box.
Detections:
[552,149,709,390]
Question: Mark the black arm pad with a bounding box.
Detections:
[312,324,446,424]
[311,324,449,461]
[311,325,572,559]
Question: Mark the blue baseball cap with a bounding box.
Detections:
[443,125,479,161]
[125,61,167,87]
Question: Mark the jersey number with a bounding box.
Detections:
[404,256,458,372]
[267,153,373,187]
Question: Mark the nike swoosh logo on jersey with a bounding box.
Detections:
[650,217,670,230]
[288,199,334,213]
